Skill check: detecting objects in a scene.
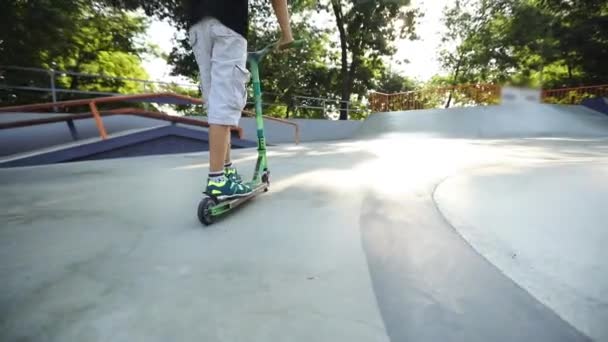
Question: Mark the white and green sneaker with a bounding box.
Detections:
[225,166,243,183]
[205,176,252,201]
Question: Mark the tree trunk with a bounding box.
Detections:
[286,100,294,119]
[340,55,360,119]
[446,53,463,108]
[445,92,454,109]
[69,62,82,91]
[68,59,84,101]
[283,94,293,119]
[331,0,350,120]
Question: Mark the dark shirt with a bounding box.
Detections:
[186,0,249,38]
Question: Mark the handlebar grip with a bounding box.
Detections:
[249,39,307,61]
[278,39,306,50]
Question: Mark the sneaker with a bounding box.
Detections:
[205,176,252,200]
[225,166,243,183]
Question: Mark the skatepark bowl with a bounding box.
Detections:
[1,101,608,341]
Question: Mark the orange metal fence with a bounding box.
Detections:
[0,93,208,140]
[369,84,501,112]
[541,84,608,105]
[0,92,301,144]
[370,83,608,113]
[0,106,244,138]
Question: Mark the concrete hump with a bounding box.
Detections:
[356,104,608,139]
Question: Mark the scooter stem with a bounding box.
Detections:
[248,58,267,184]
[246,39,305,184]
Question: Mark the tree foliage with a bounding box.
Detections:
[376,71,418,93]
[438,0,608,92]
[324,0,420,119]
[0,0,151,105]
[107,0,421,119]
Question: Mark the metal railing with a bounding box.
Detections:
[369,84,501,112]
[292,95,369,119]
[370,83,608,112]
[0,65,200,100]
[0,92,236,140]
[1,65,367,119]
[542,84,608,105]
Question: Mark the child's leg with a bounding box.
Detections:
[208,19,249,183]
[208,125,230,174]
[188,19,212,120]
[225,134,231,165]
[191,18,251,197]
[189,19,227,174]
[190,18,245,177]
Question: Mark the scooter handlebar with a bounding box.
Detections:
[277,39,306,51]
[252,39,306,60]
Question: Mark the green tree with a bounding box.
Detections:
[111,0,342,119]
[438,0,608,92]
[376,71,417,93]
[438,0,474,107]
[104,0,423,119]
[248,22,340,119]
[0,0,151,105]
[51,7,151,95]
[438,0,517,86]
[325,0,420,119]
[534,0,608,87]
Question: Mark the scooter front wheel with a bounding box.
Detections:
[262,171,270,192]
[198,196,217,226]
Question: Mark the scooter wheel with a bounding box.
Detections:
[198,197,217,226]
[262,171,270,192]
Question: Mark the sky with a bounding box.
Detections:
[393,0,454,81]
[141,0,454,86]
[141,18,192,85]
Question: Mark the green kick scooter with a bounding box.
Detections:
[197,40,303,226]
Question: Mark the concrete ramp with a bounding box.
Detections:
[435,162,608,341]
[0,125,256,168]
[357,104,608,139]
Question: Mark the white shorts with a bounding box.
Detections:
[188,17,250,126]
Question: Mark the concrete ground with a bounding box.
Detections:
[435,152,608,341]
[1,104,608,341]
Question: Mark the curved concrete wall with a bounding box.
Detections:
[357,104,608,139]
[237,117,364,144]
[0,114,163,156]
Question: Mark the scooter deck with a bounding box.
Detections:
[198,182,268,225]
[204,182,268,213]
[215,182,267,209]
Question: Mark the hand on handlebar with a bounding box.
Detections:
[277,36,295,51]
[252,38,304,60]
[277,37,308,53]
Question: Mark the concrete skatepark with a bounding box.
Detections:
[1,100,608,341]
